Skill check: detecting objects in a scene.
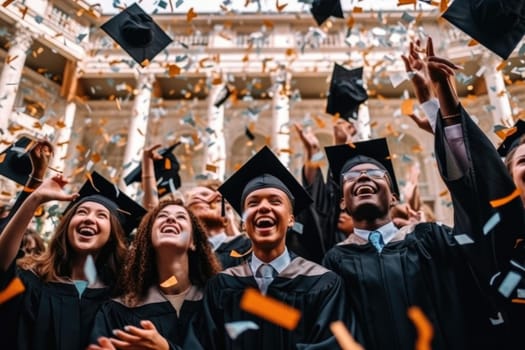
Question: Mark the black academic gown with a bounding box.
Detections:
[90,286,203,350]
[214,234,252,269]
[0,263,110,350]
[192,253,354,350]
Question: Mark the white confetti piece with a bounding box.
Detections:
[225,321,260,340]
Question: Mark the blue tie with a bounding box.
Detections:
[369,231,385,253]
[256,264,276,295]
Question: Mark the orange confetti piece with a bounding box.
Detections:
[230,246,253,258]
[165,157,172,170]
[0,277,25,304]
[330,321,364,350]
[511,298,525,304]
[2,0,15,7]
[314,115,326,128]
[438,189,449,197]
[439,0,448,12]
[19,6,28,19]
[467,39,479,47]
[407,306,433,350]
[496,126,517,140]
[186,7,197,22]
[397,0,416,5]
[140,59,150,67]
[489,188,522,208]
[352,6,363,13]
[206,163,218,173]
[275,0,287,12]
[240,288,301,330]
[168,64,181,77]
[160,275,178,288]
[401,99,414,115]
[85,172,100,192]
[91,153,101,163]
[496,60,507,71]
[6,55,18,64]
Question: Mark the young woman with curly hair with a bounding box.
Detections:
[88,198,220,350]
[0,174,131,350]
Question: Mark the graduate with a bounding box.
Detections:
[185,182,252,269]
[323,37,524,350]
[190,146,355,350]
[0,171,146,350]
[88,198,220,350]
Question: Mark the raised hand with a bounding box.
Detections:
[332,119,356,145]
[143,144,163,162]
[402,38,434,103]
[294,122,320,158]
[29,139,53,179]
[31,175,79,204]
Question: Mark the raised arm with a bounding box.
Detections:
[142,144,162,210]
[0,175,78,271]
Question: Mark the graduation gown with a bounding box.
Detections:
[0,263,110,350]
[214,234,252,269]
[90,285,203,349]
[193,253,353,350]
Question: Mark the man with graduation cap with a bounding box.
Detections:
[291,63,364,262]
[101,3,173,67]
[323,36,525,350]
[0,170,146,350]
[189,146,357,349]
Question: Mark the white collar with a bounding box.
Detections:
[250,247,291,276]
[353,222,398,245]
[208,232,228,251]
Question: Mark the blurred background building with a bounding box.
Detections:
[1,0,524,234]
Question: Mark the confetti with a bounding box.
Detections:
[240,288,301,330]
[330,321,364,350]
[2,0,15,7]
[453,234,474,245]
[83,254,97,285]
[498,271,522,298]
[160,275,178,288]
[482,212,501,235]
[225,321,259,340]
[0,277,25,304]
[401,99,414,115]
[489,188,521,208]
[230,246,253,258]
[407,306,433,350]
[186,7,197,22]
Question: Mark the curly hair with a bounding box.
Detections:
[119,199,220,306]
[504,134,525,176]
[17,201,127,293]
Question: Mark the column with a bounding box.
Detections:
[271,69,291,167]
[205,80,227,180]
[120,73,154,193]
[0,24,33,133]
[483,54,514,127]
[49,102,76,173]
[355,67,371,141]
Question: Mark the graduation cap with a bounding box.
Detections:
[214,84,233,108]
[218,146,313,216]
[326,64,368,122]
[64,171,147,236]
[442,0,525,60]
[101,3,173,66]
[310,0,344,26]
[124,142,181,197]
[497,119,525,157]
[325,138,399,196]
[0,136,36,185]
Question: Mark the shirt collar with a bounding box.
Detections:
[353,222,398,245]
[208,232,228,251]
[250,247,291,276]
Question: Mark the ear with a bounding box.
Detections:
[287,214,295,228]
[339,198,345,210]
[390,194,398,207]
[189,243,196,251]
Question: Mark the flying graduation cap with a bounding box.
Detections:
[310,0,344,26]
[124,142,182,197]
[325,138,399,196]
[0,136,36,185]
[442,0,525,60]
[497,119,525,158]
[64,171,147,236]
[326,64,368,122]
[101,3,173,66]
[218,146,313,216]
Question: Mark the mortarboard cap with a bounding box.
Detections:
[65,171,147,236]
[218,146,313,216]
[101,3,173,67]
[325,138,399,196]
[214,84,233,108]
[326,64,368,122]
[0,136,36,185]
[442,0,525,60]
[310,0,344,26]
[497,119,525,157]
[124,142,181,197]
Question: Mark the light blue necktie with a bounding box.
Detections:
[369,230,385,253]
[256,263,276,295]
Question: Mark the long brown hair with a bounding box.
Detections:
[505,134,525,175]
[119,199,220,306]
[17,201,127,291]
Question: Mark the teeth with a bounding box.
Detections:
[356,186,374,195]
[78,227,96,236]
[161,226,179,234]
[256,219,275,228]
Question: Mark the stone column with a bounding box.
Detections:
[271,69,291,167]
[205,81,227,180]
[49,102,76,173]
[0,24,33,133]
[483,54,514,127]
[355,67,371,141]
[120,73,154,193]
